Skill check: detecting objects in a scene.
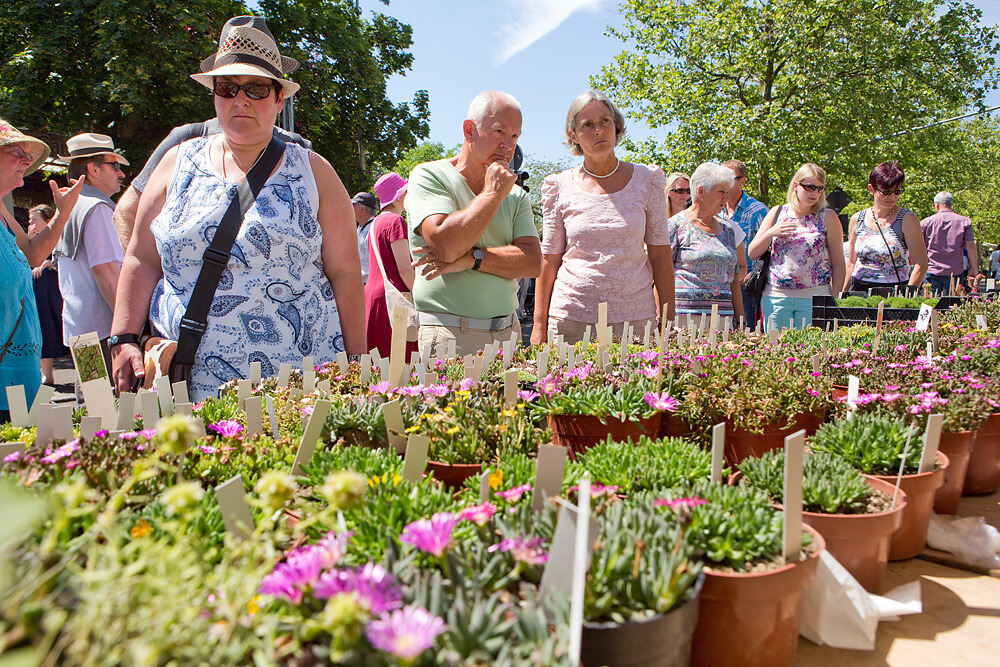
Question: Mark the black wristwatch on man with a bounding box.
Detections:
[472,247,484,272]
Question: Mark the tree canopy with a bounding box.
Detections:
[595,0,1000,204]
[0,0,429,192]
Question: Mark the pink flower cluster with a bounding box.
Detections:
[496,483,531,503]
[488,535,548,565]
[258,531,356,605]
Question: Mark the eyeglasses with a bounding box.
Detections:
[4,145,33,163]
[797,182,825,193]
[670,188,691,194]
[875,186,905,196]
[213,81,277,100]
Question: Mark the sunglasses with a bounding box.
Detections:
[797,182,825,193]
[102,160,124,173]
[670,187,691,194]
[875,186,905,196]
[4,145,33,163]
[213,81,277,100]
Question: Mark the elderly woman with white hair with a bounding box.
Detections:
[531,90,674,344]
[667,162,746,320]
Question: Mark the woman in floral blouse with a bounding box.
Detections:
[748,163,846,330]
[843,161,927,294]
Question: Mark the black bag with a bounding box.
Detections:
[744,206,783,298]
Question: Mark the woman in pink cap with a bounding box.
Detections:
[365,172,417,360]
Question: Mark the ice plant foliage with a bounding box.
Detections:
[399,512,458,557]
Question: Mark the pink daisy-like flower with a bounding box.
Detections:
[370,380,393,395]
[301,405,315,419]
[643,391,680,412]
[422,384,449,398]
[3,450,21,463]
[64,459,80,470]
[638,365,659,379]
[399,512,458,557]
[396,385,424,397]
[654,496,708,512]
[881,392,903,402]
[40,439,80,464]
[806,388,821,396]
[488,535,549,565]
[119,432,139,440]
[140,428,157,439]
[93,429,109,439]
[536,376,560,396]
[199,445,217,454]
[314,563,402,614]
[457,378,477,391]
[458,502,497,526]
[365,605,445,661]
[636,349,659,362]
[209,420,244,438]
[517,389,540,402]
[496,483,531,503]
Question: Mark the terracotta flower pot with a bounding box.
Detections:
[831,384,848,401]
[868,451,950,561]
[548,413,661,459]
[933,430,978,514]
[657,411,693,440]
[581,572,704,667]
[801,476,906,592]
[689,525,825,667]
[724,412,822,467]
[426,460,482,490]
[963,413,1000,495]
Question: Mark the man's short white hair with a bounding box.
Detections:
[690,162,735,200]
[934,191,954,207]
[466,90,522,127]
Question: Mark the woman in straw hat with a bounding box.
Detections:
[110,16,365,399]
[0,120,84,415]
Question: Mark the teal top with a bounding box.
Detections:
[0,216,42,411]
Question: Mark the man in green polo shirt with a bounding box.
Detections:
[405,90,541,357]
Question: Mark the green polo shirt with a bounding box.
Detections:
[405,159,536,319]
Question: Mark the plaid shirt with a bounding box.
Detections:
[726,191,768,266]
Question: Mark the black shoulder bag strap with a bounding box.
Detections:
[170,136,286,382]
[873,208,905,284]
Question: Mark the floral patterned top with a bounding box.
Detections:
[851,208,910,284]
[768,207,832,291]
[667,212,738,315]
[150,137,345,400]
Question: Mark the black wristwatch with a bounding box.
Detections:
[472,247,484,272]
[347,354,361,363]
[108,333,141,348]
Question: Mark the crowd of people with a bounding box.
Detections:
[0,14,995,416]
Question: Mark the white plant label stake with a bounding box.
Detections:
[28,385,55,426]
[446,339,456,360]
[479,470,491,503]
[976,314,988,330]
[568,477,591,665]
[214,475,255,542]
[642,321,652,348]
[236,379,251,410]
[915,303,933,331]
[891,430,913,509]
[918,413,944,474]
[336,351,350,376]
[277,363,291,388]
[502,337,514,369]
[116,391,137,430]
[504,368,518,407]
[52,404,75,442]
[249,361,261,385]
[582,325,592,348]
[291,399,332,476]
[5,385,28,428]
[389,306,408,387]
[245,396,263,436]
[536,348,549,380]
[401,434,429,483]
[567,346,576,369]
[361,354,372,383]
[80,415,103,440]
[35,404,53,448]
[782,430,806,563]
[381,398,407,454]
[139,390,160,428]
[531,444,568,513]
[80,378,118,429]
[154,375,174,417]
[171,381,190,406]
[266,395,280,440]
[811,353,823,374]
[711,423,725,483]
[597,302,609,360]
[846,375,860,414]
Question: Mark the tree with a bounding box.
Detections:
[377,140,457,181]
[594,0,1000,204]
[260,0,429,192]
[0,0,430,192]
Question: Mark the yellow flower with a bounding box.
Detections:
[489,469,503,490]
[247,595,262,615]
[446,426,461,435]
[455,390,471,400]
[130,519,152,539]
[501,409,515,418]
[498,424,508,433]
[405,425,421,433]
[391,474,401,486]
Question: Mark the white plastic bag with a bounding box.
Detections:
[926,513,1000,570]
[799,550,922,650]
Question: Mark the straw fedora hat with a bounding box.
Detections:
[0,119,51,176]
[190,16,300,97]
[58,133,130,165]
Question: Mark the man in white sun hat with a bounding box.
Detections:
[54,132,130,373]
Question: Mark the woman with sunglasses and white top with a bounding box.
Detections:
[110,16,365,399]
[748,163,846,330]
[843,161,927,294]
[665,172,691,218]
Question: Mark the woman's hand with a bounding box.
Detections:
[529,326,546,345]
[769,218,797,239]
[49,175,86,217]
[112,344,145,395]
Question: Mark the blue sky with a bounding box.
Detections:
[360,0,1000,163]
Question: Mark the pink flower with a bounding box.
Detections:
[422,384,449,398]
[570,483,620,498]
[565,362,593,381]
[643,392,680,412]
[638,365,659,379]
[314,563,402,614]
[365,605,445,661]
[140,429,157,439]
[399,512,458,557]
[301,405,314,419]
[396,385,424,397]
[64,459,79,469]
[488,535,548,565]
[655,496,708,512]
[894,344,907,352]
[40,439,80,464]
[94,429,108,438]
[496,483,531,503]
[457,378,477,391]
[536,376,559,396]
[806,388,821,397]
[458,502,497,526]
[199,445,217,454]
[370,381,392,395]
[209,420,244,438]
[517,389,540,401]
[881,392,903,402]
[636,349,659,362]
[3,450,21,463]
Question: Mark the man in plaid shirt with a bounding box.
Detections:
[722,159,768,327]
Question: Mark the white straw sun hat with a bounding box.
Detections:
[190,15,300,98]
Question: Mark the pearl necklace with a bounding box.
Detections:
[581,159,620,179]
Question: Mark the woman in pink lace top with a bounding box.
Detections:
[531,91,675,344]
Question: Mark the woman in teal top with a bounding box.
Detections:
[0,119,83,418]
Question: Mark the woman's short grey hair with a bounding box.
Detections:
[466,91,522,127]
[690,162,735,200]
[563,90,626,156]
[934,191,954,207]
